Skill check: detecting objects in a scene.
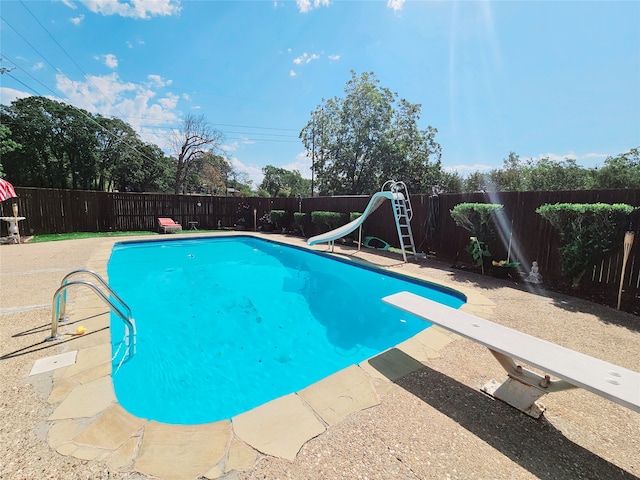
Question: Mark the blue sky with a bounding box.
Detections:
[1,0,639,188]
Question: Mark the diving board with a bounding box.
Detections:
[382,291,640,418]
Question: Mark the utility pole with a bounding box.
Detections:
[311,117,315,197]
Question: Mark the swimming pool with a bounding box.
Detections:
[107,235,465,424]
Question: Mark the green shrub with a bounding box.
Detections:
[450,203,503,267]
[536,203,635,287]
[310,211,348,234]
[269,210,285,228]
[293,212,307,236]
[450,203,504,238]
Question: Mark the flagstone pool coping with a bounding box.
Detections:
[41,233,494,480]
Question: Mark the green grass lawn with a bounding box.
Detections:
[28,231,157,243]
[29,229,222,243]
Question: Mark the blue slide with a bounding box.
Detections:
[307,191,398,246]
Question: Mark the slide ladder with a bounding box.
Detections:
[383,180,417,263]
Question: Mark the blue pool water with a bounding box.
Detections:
[107,236,465,424]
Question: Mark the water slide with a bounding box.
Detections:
[307,191,399,246]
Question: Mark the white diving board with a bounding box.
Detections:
[382,291,640,418]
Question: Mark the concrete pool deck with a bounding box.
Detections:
[1,232,639,479]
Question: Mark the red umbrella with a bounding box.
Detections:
[0,178,17,202]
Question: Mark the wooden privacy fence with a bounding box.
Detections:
[2,187,638,313]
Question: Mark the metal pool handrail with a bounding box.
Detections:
[58,269,131,321]
[47,275,136,347]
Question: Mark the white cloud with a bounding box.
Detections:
[70,14,84,25]
[293,52,320,65]
[221,137,256,153]
[54,72,180,149]
[221,141,239,152]
[444,163,493,174]
[328,54,340,61]
[282,151,313,179]
[79,0,181,19]
[103,54,118,69]
[387,0,405,12]
[296,0,330,13]
[531,151,609,168]
[61,0,77,9]
[289,70,297,77]
[534,152,575,162]
[32,62,45,71]
[147,74,172,87]
[583,152,609,160]
[230,157,264,186]
[0,87,31,105]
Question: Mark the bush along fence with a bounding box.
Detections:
[2,187,639,314]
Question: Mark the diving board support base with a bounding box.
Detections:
[481,350,577,418]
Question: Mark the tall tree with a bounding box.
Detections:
[0,96,66,187]
[0,124,20,177]
[593,148,640,189]
[524,157,591,191]
[0,96,175,191]
[300,71,442,195]
[196,153,233,195]
[259,165,311,197]
[489,151,526,191]
[170,114,224,194]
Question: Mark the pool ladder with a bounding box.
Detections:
[382,180,417,263]
[47,269,136,362]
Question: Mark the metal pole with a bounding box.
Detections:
[311,117,315,197]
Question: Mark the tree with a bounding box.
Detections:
[463,171,490,192]
[227,169,254,196]
[198,153,233,195]
[259,165,311,197]
[0,95,176,191]
[300,71,442,195]
[524,157,591,191]
[437,170,464,193]
[1,96,67,187]
[488,152,526,191]
[593,148,640,189]
[536,203,635,287]
[0,124,20,177]
[170,114,224,194]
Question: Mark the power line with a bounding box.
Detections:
[4,9,300,137]
[4,72,39,96]
[210,123,298,132]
